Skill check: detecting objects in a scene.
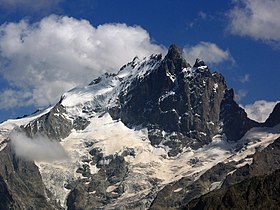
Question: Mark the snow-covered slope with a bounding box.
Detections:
[35,113,280,208]
[0,107,53,151]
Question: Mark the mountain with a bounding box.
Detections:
[0,45,279,209]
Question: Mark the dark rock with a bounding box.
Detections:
[23,103,73,141]
[219,89,260,141]
[0,143,62,209]
[73,117,90,130]
[66,153,129,209]
[0,175,13,210]
[185,169,280,210]
[150,162,236,210]
[184,137,280,209]
[193,58,206,68]
[264,102,280,127]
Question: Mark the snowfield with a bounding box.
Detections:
[33,112,279,206]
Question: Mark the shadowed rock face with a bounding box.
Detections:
[150,162,236,210]
[219,89,260,141]
[0,143,61,210]
[265,102,280,127]
[185,169,280,210]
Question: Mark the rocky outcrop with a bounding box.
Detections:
[23,103,73,141]
[219,89,259,141]
[150,162,236,210]
[264,102,280,127]
[185,137,280,209]
[66,149,131,209]
[185,169,280,210]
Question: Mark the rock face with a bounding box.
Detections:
[185,137,280,210]
[150,162,236,210]
[185,169,280,210]
[219,89,259,141]
[264,102,280,127]
[23,103,73,140]
[66,151,130,209]
[0,143,60,210]
[118,45,228,152]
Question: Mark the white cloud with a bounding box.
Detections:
[228,0,280,43]
[183,41,233,65]
[0,15,166,109]
[10,131,68,161]
[243,100,279,122]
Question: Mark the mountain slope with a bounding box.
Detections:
[185,136,280,210]
[0,44,279,209]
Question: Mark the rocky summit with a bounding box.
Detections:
[0,45,279,210]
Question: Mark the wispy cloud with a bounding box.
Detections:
[10,131,68,161]
[242,100,279,122]
[183,41,234,65]
[198,11,207,19]
[235,89,247,101]
[227,0,280,45]
[0,15,166,109]
[0,0,62,10]
[238,74,250,83]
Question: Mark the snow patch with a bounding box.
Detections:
[173,188,183,193]
[213,83,218,93]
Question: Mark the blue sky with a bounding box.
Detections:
[0,0,279,122]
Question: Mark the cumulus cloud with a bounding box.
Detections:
[183,41,233,65]
[10,131,68,161]
[243,100,279,122]
[0,15,165,109]
[228,0,280,44]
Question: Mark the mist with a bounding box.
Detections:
[10,131,68,162]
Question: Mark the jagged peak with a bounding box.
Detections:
[193,58,207,68]
[166,44,183,60]
[265,102,280,127]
